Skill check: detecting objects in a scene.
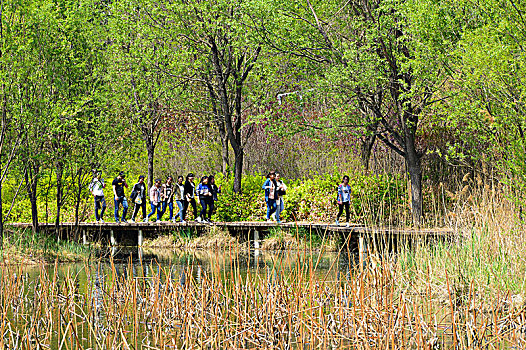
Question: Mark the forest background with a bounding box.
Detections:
[0,0,525,240]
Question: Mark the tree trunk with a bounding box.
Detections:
[220,129,230,176]
[405,140,423,226]
[30,178,38,234]
[55,162,63,240]
[147,144,154,189]
[233,149,243,193]
[360,134,376,172]
[24,166,39,234]
[74,168,83,236]
[0,180,3,248]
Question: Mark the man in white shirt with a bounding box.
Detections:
[89,170,106,223]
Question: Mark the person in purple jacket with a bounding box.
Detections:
[335,175,351,226]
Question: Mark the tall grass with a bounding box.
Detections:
[0,228,92,263]
[0,241,524,348]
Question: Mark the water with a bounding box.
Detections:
[2,248,355,349]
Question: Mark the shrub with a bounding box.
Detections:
[213,173,408,224]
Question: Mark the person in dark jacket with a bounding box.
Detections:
[262,171,278,222]
[183,173,198,221]
[161,176,175,222]
[208,175,221,222]
[130,175,147,222]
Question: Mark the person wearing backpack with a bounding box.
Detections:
[130,175,146,223]
[89,170,106,223]
[112,171,129,223]
[335,175,352,227]
[274,173,287,224]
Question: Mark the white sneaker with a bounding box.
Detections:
[181,220,186,224]
[346,223,350,227]
[266,219,272,223]
[143,218,149,223]
[130,218,135,223]
[155,220,161,223]
[196,217,202,223]
[271,213,277,221]
[335,220,339,225]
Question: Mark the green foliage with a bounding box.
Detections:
[213,173,407,224]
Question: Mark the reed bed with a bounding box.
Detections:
[0,242,524,350]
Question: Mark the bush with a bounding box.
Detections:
[213,173,408,224]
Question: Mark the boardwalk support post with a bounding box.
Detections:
[254,230,260,249]
[82,229,87,245]
[110,229,116,246]
[138,229,143,247]
[359,236,365,273]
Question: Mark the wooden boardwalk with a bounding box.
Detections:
[8,221,455,249]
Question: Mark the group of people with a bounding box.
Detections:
[88,171,220,224]
[89,170,353,226]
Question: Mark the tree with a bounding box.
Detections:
[168,0,264,193]
[106,0,188,189]
[256,0,450,223]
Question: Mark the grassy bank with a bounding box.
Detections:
[0,228,93,264]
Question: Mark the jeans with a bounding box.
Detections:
[275,198,284,223]
[208,200,215,220]
[114,196,128,222]
[266,199,277,220]
[132,202,146,221]
[183,198,197,221]
[161,201,174,221]
[147,203,161,221]
[94,195,106,221]
[337,202,350,222]
[200,198,214,220]
[176,200,185,222]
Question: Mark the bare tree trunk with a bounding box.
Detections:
[233,150,243,193]
[147,144,154,189]
[74,167,83,236]
[55,162,63,240]
[24,166,39,234]
[219,126,230,176]
[360,134,376,172]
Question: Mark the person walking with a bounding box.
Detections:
[161,176,175,222]
[89,170,106,223]
[183,173,198,221]
[274,173,287,224]
[208,175,221,222]
[112,171,129,223]
[130,175,147,223]
[146,178,163,223]
[262,171,278,222]
[197,176,213,223]
[174,175,186,223]
[336,175,352,226]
